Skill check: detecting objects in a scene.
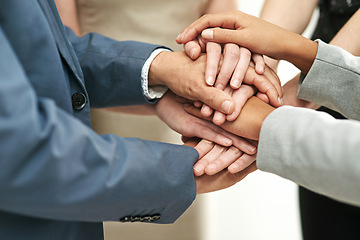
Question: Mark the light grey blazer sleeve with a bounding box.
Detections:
[298,40,360,120]
[257,106,360,207]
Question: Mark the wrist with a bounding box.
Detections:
[148,51,173,87]
[285,36,318,74]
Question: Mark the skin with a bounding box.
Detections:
[176,11,318,74]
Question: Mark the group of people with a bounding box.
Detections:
[1,0,360,239]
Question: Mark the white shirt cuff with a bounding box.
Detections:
[141,48,170,100]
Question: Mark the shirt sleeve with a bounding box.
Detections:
[141,48,169,100]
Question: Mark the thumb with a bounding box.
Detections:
[197,86,235,115]
[202,28,243,45]
[184,40,202,60]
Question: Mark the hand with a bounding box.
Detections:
[283,73,320,109]
[191,139,257,176]
[202,84,256,125]
[184,36,265,88]
[184,138,257,194]
[183,39,282,109]
[149,51,235,115]
[200,62,282,125]
[176,10,318,74]
[185,96,275,140]
[156,91,257,154]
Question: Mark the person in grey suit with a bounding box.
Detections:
[178,10,360,207]
[0,1,280,239]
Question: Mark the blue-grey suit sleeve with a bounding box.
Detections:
[0,27,198,223]
[298,40,360,120]
[66,27,169,107]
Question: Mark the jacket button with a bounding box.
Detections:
[72,92,86,110]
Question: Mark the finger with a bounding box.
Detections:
[181,136,193,143]
[205,146,243,175]
[263,66,283,99]
[176,13,242,44]
[184,40,202,60]
[194,101,203,108]
[226,84,256,121]
[193,139,216,176]
[176,95,193,104]
[212,86,232,125]
[201,104,214,117]
[205,42,222,86]
[215,43,240,88]
[212,111,226,125]
[230,47,251,89]
[190,122,233,147]
[252,53,265,74]
[221,131,257,155]
[195,144,226,176]
[184,103,212,121]
[243,67,282,108]
[197,86,235,115]
[228,153,257,174]
[256,92,270,104]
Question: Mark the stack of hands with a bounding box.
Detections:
[149,11,315,194]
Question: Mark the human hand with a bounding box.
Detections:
[184,138,257,194]
[283,73,320,109]
[184,39,265,88]
[201,84,255,125]
[156,91,257,154]
[185,96,275,140]
[200,62,282,125]
[191,139,257,176]
[183,39,282,110]
[177,10,318,74]
[149,51,236,115]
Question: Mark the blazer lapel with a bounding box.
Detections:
[38,0,86,89]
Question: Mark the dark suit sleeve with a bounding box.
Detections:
[0,26,198,224]
[66,28,169,107]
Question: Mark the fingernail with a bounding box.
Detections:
[206,76,214,86]
[201,139,213,145]
[193,166,201,173]
[176,33,183,42]
[202,105,212,114]
[259,66,265,74]
[222,138,233,146]
[213,114,224,125]
[221,100,233,114]
[248,145,257,153]
[202,29,214,40]
[190,48,196,59]
[278,97,284,105]
[231,79,241,89]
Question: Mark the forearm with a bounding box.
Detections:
[219,97,275,140]
[260,0,318,69]
[330,9,360,56]
[261,0,318,34]
[204,0,238,14]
